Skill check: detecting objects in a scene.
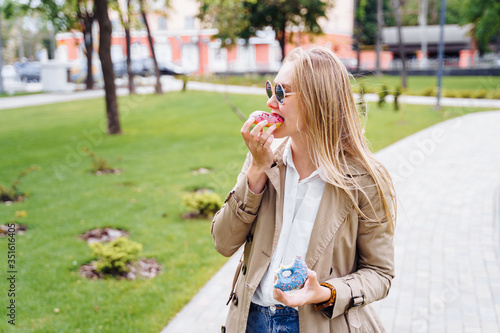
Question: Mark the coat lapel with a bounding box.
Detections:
[305,183,352,269]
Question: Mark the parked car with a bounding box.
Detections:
[113,58,155,77]
[17,62,41,82]
[1,65,19,81]
[158,61,188,76]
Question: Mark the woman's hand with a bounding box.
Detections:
[273,269,331,308]
[241,117,277,169]
[240,117,277,194]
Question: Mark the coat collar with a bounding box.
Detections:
[268,137,356,269]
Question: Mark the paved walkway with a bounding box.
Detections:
[1,78,500,110]
[161,110,500,332]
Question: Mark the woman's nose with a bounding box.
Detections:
[267,94,279,109]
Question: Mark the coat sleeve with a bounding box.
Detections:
[322,174,395,319]
[211,152,267,257]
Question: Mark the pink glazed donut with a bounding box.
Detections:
[249,110,284,128]
[274,256,308,292]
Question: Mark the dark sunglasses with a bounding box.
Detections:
[266,80,295,105]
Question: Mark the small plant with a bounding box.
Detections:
[377,85,389,108]
[82,146,119,175]
[459,90,473,99]
[358,83,367,117]
[421,87,436,97]
[182,189,222,219]
[473,89,488,99]
[0,165,40,203]
[90,237,142,276]
[393,85,402,111]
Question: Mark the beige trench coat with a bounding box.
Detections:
[212,139,394,332]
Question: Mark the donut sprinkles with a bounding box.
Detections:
[274,256,308,292]
[249,110,284,128]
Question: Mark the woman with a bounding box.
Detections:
[212,46,396,333]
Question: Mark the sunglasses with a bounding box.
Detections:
[266,80,295,105]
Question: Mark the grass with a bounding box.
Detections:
[0,91,43,98]
[191,74,500,99]
[0,90,493,332]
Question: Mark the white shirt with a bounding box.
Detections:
[252,140,326,307]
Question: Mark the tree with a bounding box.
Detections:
[95,0,121,134]
[354,0,367,73]
[0,6,4,95]
[392,0,407,88]
[76,0,97,90]
[114,0,135,94]
[198,0,334,61]
[139,0,162,94]
[459,0,500,54]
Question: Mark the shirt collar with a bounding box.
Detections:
[282,139,324,183]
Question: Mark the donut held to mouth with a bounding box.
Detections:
[249,110,284,128]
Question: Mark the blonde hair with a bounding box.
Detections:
[284,46,396,233]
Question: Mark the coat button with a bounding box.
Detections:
[232,294,238,306]
[242,264,247,275]
[221,326,226,333]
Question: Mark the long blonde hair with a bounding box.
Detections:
[284,46,396,233]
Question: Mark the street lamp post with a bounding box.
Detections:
[436,0,447,109]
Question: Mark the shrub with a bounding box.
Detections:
[394,85,402,111]
[358,83,367,117]
[490,89,500,99]
[421,87,436,97]
[443,90,458,98]
[377,85,389,108]
[0,165,41,203]
[182,189,222,219]
[473,89,488,99]
[82,146,118,174]
[459,90,473,99]
[90,237,143,275]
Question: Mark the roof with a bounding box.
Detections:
[382,24,473,45]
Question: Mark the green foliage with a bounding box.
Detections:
[458,0,500,53]
[421,87,437,97]
[394,85,402,111]
[358,83,367,117]
[90,237,143,275]
[182,189,223,219]
[0,165,40,202]
[82,146,117,174]
[198,0,333,57]
[378,84,389,107]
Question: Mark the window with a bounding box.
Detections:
[158,17,167,31]
[184,16,195,29]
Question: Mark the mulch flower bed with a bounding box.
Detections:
[0,223,27,237]
[79,258,161,280]
[79,227,129,243]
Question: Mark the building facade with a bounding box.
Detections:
[56,0,356,75]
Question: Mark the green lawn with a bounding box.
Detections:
[191,74,500,99]
[0,90,492,332]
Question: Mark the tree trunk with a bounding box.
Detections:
[126,0,134,94]
[18,17,24,59]
[277,18,286,61]
[95,0,121,135]
[355,0,362,74]
[0,12,4,94]
[140,1,162,94]
[84,17,94,90]
[393,0,407,88]
[375,0,383,76]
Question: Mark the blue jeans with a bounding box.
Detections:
[246,302,300,333]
